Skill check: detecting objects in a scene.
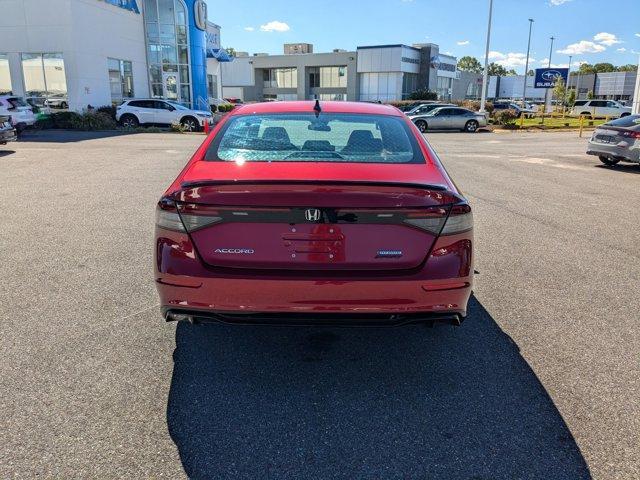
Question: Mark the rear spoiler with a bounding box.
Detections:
[179,179,449,191]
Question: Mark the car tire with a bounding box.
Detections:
[599,156,620,166]
[60,102,68,109]
[620,112,630,117]
[120,114,139,129]
[580,112,592,119]
[181,116,200,132]
[464,120,479,133]
[415,120,428,133]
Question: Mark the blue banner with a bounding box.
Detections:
[534,68,569,89]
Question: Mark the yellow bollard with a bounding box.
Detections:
[520,113,525,128]
[579,115,584,138]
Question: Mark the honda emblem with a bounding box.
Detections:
[304,208,321,222]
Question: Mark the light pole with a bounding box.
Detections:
[633,54,640,114]
[521,18,534,106]
[479,0,494,113]
[562,55,572,115]
[542,36,555,123]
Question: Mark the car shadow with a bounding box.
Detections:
[166,296,591,480]
[595,164,640,174]
[0,149,16,157]
[18,129,152,143]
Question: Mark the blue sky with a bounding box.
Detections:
[205,0,640,72]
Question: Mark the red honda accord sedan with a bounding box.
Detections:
[155,101,473,327]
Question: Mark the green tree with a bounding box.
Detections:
[617,64,638,72]
[587,90,594,99]
[578,63,596,75]
[593,62,616,73]
[567,88,576,107]
[488,62,509,76]
[225,47,236,56]
[552,77,566,106]
[527,69,535,76]
[457,56,483,73]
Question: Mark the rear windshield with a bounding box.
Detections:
[604,115,640,128]
[205,113,423,164]
[8,97,28,108]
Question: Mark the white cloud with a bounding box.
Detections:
[259,21,290,33]
[593,32,622,46]
[557,40,606,55]
[488,51,532,68]
[636,33,640,38]
[550,0,571,5]
[456,40,470,46]
[244,26,254,31]
[617,47,626,52]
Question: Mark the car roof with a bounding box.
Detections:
[230,101,403,117]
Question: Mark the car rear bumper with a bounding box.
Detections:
[155,227,473,326]
[0,129,17,143]
[162,306,466,327]
[157,274,472,325]
[587,141,640,163]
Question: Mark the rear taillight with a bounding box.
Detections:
[402,208,448,234]
[156,198,222,232]
[401,204,472,235]
[621,130,640,139]
[441,204,473,235]
[156,197,185,231]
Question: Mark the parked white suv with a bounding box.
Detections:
[115,99,213,131]
[0,95,37,131]
[571,100,631,118]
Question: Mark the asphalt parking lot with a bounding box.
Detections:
[1,129,638,479]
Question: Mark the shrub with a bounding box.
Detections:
[170,121,187,133]
[69,112,117,131]
[493,109,519,126]
[50,111,82,129]
[407,89,437,101]
[35,116,55,130]
[217,103,234,113]
[96,105,118,120]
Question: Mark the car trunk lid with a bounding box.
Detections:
[172,180,460,271]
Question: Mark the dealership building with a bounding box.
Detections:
[0,0,231,111]
[487,71,638,104]
[221,43,465,103]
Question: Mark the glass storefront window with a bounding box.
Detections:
[0,54,12,95]
[263,68,297,89]
[308,66,347,88]
[207,74,218,97]
[108,58,134,104]
[21,53,68,110]
[144,0,191,105]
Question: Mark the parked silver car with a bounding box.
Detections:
[586,115,640,165]
[412,106,488,133]
[404,101,441,116]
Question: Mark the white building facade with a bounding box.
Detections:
[221,43,460,103]
[0,0,227,112]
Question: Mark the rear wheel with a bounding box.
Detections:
[60,101,68,109]
[181,116,199,132]
[620,112,630,117]
[580,112,592,119]
[120,114,139,128]
[415,120,428,133]
[464,120,479,133]
[599,156,620,166]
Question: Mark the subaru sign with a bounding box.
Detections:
[534,68,569,89]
